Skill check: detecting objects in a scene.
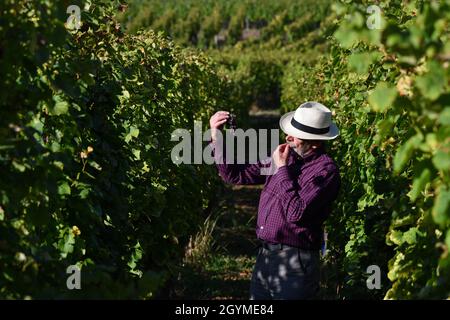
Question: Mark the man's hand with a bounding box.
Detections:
[209,111,229,141]
[273,143,290,168]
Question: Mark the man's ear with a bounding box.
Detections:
[311,140,323,149]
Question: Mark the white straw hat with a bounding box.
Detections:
[279,101,339,140]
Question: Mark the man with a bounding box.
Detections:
[209,101,341,300]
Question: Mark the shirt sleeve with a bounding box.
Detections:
[266,163,340,224]
[209,140,268,185]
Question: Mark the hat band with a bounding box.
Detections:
[291,117,330,134]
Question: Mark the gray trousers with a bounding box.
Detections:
[250,244,320,300]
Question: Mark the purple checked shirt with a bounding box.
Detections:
[210,141,341,250]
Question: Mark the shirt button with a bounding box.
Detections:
[260,226,264,230]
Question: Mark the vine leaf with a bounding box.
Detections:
[432,186,450,226]
[415,61,447,101]
[368,82,397,112]
[393,134,423,174]
[408,167,431,202]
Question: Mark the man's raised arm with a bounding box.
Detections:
[209,111,267,185]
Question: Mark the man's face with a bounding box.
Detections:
[285,135,311,158]
[286,135,305,149]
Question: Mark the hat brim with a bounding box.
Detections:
[279,111,339,140]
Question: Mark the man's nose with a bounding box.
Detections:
[285,135,293,142]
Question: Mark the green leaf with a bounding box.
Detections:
[432,150,450,171]
[334,26,360,49]
[422,133,438,152]
[79,188,90,199]
[122,89,130,99]
[387,252,405,282]
[132,149,141,160]
[58,182,71,196]
[12,161,26,172]
[128,241,143,273]
[388,230,403,245]
[53,161,64,170]
[29,116,44,133]
[125,126,140,143]
[54,101,69,115]
[432,186,450,226]
[446,230,450,251]
[439,107,450,126]
[50,142,60,152]
[348,53,372,74]
[368,82,398,112]
[348,52,381,74]
[375,118,396,143]
[52,95,70,115]
[89,161,102,171]
[415,61,447,100]
[393,134,423,173]
[408,167,431,201]
[403,227,418,245]
[58,228,75,258]
[392,214,416,228]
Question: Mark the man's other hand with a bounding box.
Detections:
[273,143,290,168]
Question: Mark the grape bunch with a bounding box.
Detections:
[227,113,237,131]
